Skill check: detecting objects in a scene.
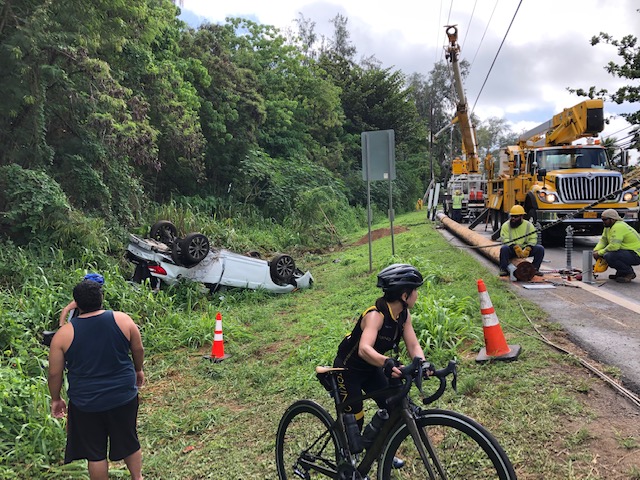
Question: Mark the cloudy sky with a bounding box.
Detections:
[180,0,638,149]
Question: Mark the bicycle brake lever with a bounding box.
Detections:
[451,363,458,392]
[415,361,423,392]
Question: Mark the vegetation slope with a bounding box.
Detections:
[2,211,639,479]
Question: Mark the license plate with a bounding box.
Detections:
[584,211,598,219]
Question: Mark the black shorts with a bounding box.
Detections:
[65,395,140,463]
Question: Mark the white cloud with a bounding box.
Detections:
[181,0,639,145]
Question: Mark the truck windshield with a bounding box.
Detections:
[536,148,608,170]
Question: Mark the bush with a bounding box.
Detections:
[294,186,360,247]
[0,165,71,244]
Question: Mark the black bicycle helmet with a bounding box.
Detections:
[376,264,424,292]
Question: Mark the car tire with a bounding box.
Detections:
[150,220,178,246]
[180,233,210,265]
[270,254,296,283]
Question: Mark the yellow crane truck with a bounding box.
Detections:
[441,25,486,223]
[485,99,639,245]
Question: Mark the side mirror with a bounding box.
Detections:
[537,168,547,181]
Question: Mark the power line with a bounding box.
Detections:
[434,0,445,65]
[471,0,523,115]
[469,0,499,68]
[461,0,478,52]
[607,125,634,137]
[440,0,455,62]
[445,0,454,26]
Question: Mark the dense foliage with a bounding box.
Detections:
[569,9,640,150]
[0,0,468,249]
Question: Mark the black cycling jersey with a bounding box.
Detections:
[336,297,407,371]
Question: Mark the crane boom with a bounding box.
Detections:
[518,99,605,147]
[444,25,479,173]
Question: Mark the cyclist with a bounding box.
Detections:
[333,263,426,468]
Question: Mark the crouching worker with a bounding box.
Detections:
[48,280,145,480]
[592,209,640,283]
[333,264,427,469]
[499,205,545,277]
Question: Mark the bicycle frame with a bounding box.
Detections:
[322,368,392,476]
[320,359,441,477]
[279,359,516,480]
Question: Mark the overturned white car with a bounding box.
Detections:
[126,221,313,294]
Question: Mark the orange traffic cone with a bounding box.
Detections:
[475,279,521,363]
[203,312,230,363]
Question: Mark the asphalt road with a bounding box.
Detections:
[438,222,640,396]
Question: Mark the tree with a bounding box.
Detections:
[569,17,639,149]
[475,117,517,159]
[0,0,207,220]
[327,14,356,60]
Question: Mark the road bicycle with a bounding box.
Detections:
[275,357,517,479]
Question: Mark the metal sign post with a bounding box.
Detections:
[362,130,396,271]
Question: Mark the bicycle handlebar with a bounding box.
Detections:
[385,357,457,408]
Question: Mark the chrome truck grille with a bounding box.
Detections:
[556,173,622,203]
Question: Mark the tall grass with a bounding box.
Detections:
[2,210,638,478]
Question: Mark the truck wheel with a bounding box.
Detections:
[150,221,178,246]
[180,233,210,265]
[270,254,296,283]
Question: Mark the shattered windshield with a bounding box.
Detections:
[536,148,608,170]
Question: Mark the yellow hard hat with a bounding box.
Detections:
[509,205,525,216]
[593,257,608,273]
[455,190,461,195]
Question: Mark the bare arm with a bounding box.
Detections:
[48,326,72,417]
[357,311,388,367]
[402,314,425,360]
[59,301,76,327]
[115,311,145,386]
[129,323,145,386]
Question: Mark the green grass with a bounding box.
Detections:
[1,211,639,478]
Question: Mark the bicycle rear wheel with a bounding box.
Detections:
[275,400,341,479]
[379,409,516,479]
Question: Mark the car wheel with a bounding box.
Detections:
[180,233,210,265]
[150,220,178,246]
[270,254,296,283]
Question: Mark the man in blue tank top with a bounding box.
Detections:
[48,280,145,480]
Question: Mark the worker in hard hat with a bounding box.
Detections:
[498,205,545,277]
[592,209,640,283]
[451,190,464,223]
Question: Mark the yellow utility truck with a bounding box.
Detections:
[441,25,486,223]
[485,99,639,244]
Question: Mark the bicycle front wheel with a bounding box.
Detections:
[275,400,341,479]
[379,409,516,479]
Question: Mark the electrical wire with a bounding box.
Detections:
[603,124,635,139]
[471,0,523,115]
[434,0,445,65]
[460,0,478,52]
[469,0,499,68]
[445,0,454,27]
[439,0,455,62]
[514,304,640,410]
